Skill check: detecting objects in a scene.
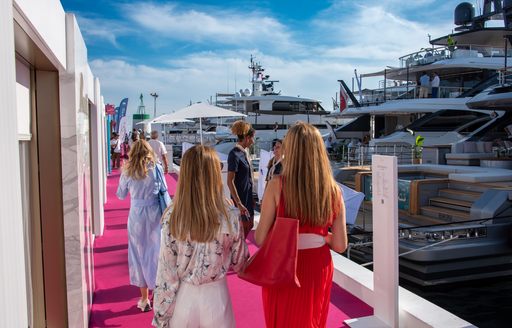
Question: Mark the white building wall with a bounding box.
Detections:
[59,14,97,328]
[13,0,66,70]
[0,0,29,326]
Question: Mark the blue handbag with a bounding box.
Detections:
[154,164,172,214]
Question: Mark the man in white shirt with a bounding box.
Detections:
[148,130,170,174]
[431,72,440,98]
[110,132,121,169]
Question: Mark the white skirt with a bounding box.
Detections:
[170,277,235,328]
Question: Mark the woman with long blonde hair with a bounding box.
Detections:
[117,139,169,312]
[255,122,348,328]
[153,145,249,328]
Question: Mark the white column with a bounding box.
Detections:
[346,155,399,328]
[91,77,105,236]
[0,0,29,327]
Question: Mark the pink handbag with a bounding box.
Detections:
[238,192,301,288]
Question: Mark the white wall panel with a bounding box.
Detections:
[0,1,29,327]
[92,77,105,235]
[13,0,66,69]
[16,58,31,139]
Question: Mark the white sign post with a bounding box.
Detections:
[345,155,399,328]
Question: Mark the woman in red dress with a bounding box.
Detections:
[255,122,348,328]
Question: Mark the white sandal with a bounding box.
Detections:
[137,298,151,312]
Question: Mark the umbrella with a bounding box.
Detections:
[136,115,194,125]
[157,103,246,144]
[136,115,194,144]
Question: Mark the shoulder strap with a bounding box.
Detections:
[276,177,285,217]
[153,164,167,193]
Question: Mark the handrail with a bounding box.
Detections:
[356,85,472,104]
[399,44,512,68]
[337,145,416,166]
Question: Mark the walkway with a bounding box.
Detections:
[89,171,372,327]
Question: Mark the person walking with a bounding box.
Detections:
[152,145,249,328]
[419,72,430,98]
[116,140,168,312]
[110,132,121,169]
[324,136,333,153]
[148,130,170,174]
[265,139,283,183]
[227,120,256,238]
[431,72,440,98]
[255,122,348,328]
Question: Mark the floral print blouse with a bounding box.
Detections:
[152,205,249,327]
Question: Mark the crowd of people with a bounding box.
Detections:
[114,120,348,328]
[111,128,170,173]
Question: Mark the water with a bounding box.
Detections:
[401,277,512,327]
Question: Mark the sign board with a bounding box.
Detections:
[105,103,115,115]
[346,155,399,328]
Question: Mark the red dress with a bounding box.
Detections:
[262,196,333,328]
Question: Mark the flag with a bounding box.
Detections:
[339,85,349,112]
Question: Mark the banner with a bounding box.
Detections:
[118,116,129,143]
[114,98,129,132]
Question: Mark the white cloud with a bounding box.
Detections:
[122,2,297,51]
[88,1,459,115]
[91,50,387,118]
[75,16,131,47]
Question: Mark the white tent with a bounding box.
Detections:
[157,103,246,144]
[137,115,193,125]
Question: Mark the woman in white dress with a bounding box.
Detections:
[152,145,249,328]
[117,140,167,312]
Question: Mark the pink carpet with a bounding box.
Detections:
[89,170,372,327]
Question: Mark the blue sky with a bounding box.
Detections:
[61,0,468,116]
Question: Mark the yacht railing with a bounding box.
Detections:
[335,145,416,165]
[399,44,512,68]
[164,133,217,145]
[497,66,512,85]
[357,85,471,105]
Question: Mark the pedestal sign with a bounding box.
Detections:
[345,155,399,328]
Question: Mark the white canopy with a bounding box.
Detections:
[136,115,193,125]
[158,103,247,143]
[158,103,246,121]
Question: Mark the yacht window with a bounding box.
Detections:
[336,115,371,132]
[458,117,491,134]
[408,110,489,132]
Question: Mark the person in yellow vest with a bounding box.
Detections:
[447,35,456,53]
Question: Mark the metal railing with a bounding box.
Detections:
[333,145,417,166]
[497,66,512,85]
[357,85,472,105]
[164,133,217,146]
[399,44,512,68]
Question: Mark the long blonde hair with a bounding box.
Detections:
[281,122,340,226]
[169,145,229,242]
[123,140,156,179]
